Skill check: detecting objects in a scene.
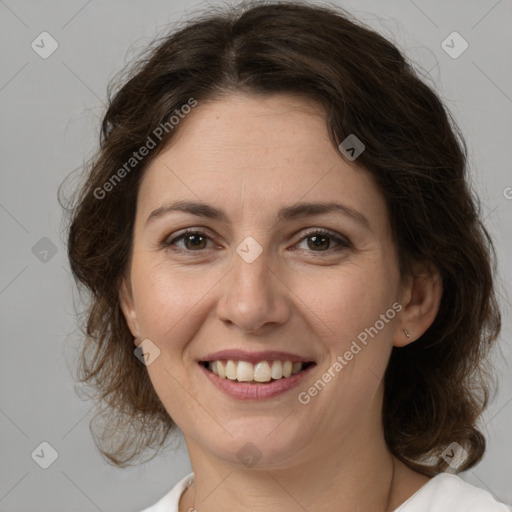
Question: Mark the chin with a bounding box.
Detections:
[199,419,314,469]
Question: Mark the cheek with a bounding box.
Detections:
[291,259,400,403]
[129,254,218,342]
[291,258,398,345]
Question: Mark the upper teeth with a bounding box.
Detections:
[208,360,304,382]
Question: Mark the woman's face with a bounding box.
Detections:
[121,93,408,468]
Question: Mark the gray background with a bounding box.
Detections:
[0,0,511,510]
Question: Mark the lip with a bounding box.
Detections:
[198,349,315,365]
[198,361,316,400]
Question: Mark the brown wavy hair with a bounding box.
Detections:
[61,0,502,473]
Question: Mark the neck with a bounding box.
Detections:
[180,424,407,512]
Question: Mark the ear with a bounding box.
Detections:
[119,276,141,342]
[393,262,442,347]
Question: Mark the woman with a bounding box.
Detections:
[64,2,510,511]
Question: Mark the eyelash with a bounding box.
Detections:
[163,228,352,256]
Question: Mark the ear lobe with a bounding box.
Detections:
[119,277,141,341]
[394,263,443,348]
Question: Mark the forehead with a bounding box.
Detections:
[157,93,333,171]
[136,93,387,229]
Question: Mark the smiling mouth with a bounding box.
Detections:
[199,359,316,384]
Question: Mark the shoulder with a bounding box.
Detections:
[139,472,194,512]
[396,473,511,512]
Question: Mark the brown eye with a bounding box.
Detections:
[183,233,208,250]
[296,229,351,253]
[165,230,212,251]
[164,228,350,255]
[306,234,331,251]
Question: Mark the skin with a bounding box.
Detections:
[120,93,442,511]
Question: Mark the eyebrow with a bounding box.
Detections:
[145,200,371,229]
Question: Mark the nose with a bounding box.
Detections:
[216,246,291,334]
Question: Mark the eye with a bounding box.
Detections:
[164,229,214,251]
[163,228,352,255]
[294,229,351,253]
